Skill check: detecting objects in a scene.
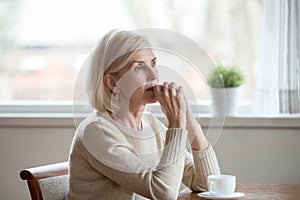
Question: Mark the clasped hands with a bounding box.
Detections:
[154,82,187,129]
[154,82,208,150]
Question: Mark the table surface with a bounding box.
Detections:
[178,184,300,200]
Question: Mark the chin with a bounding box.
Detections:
[148,99,158,104]
[144,97,158,104]
[142,93,158,103]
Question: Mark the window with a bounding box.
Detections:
[0,0,264,113]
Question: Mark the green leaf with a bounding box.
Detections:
[208,63,245,88]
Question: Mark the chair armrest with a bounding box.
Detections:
[20,162,69,181]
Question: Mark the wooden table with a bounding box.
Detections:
[178,184,300,200]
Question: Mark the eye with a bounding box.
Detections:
[134,64,143,72]
[151,62,156,68]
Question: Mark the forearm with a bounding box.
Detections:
[182,143,221,192]
[190,143,221,191]
[186,105,208,150]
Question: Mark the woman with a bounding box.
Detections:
[66,30,220,200]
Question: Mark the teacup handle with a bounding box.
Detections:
[209,181,216,195]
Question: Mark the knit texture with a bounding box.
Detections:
[66,112,220,200]
[39,175,68,200]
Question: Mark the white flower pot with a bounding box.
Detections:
[210,87,240,116]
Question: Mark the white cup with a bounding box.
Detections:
[207,174,236,196]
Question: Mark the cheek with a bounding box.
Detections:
[125,86,145,103]
[131,87,145,98]
[117,73,146,97]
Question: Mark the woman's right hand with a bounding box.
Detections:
[154,82,187,129]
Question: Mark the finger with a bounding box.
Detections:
[163,82,169,97]
[154,84,167,102]
[154,84,170,111]
[177,86,186,101]
[160,83,176,116]
[178,86,189,109]
[169,82,177,97]
[176,86,186,111]
[154,84,162,98]
[169,82,178,113]
[177,86,184,98]
[179,85,188,104]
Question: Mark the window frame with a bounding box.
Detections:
[0,102,299,129]
[0,100,254,115]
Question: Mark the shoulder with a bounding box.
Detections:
[75,111,127,142]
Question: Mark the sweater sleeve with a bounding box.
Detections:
[79,122,188,200]
[181,142,221,192]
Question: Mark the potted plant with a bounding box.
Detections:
[208,63,245,116]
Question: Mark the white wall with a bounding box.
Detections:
[0,126,74,200]
[214,128,300,184]
[0,116,299,199]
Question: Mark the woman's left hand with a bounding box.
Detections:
[154,82,187,129]
[181,88,209,150]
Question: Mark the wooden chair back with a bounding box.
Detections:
[20,162,68,200]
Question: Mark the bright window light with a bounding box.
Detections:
[0,0,263,108]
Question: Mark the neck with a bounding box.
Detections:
[112,102,146,131]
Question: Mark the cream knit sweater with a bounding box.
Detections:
[66,111,220,200]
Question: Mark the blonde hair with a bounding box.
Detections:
[86,29,152,112]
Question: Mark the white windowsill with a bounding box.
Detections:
[0,112,299,129]
[0,102,299,128]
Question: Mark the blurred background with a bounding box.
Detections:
[0,0,263,104]
[1,2,300,200]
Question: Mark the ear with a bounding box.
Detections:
[103,74,119,93]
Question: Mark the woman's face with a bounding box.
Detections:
[115,48,159,106]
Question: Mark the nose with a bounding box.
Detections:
[146,65,158,82]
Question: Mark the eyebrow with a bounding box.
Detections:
[131,57,157,65]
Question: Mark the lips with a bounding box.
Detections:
[145,86,154,91]
[145,83,156,91]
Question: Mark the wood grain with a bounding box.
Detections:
[178,184,300,200]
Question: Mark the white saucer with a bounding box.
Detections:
[197,192,245,199]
